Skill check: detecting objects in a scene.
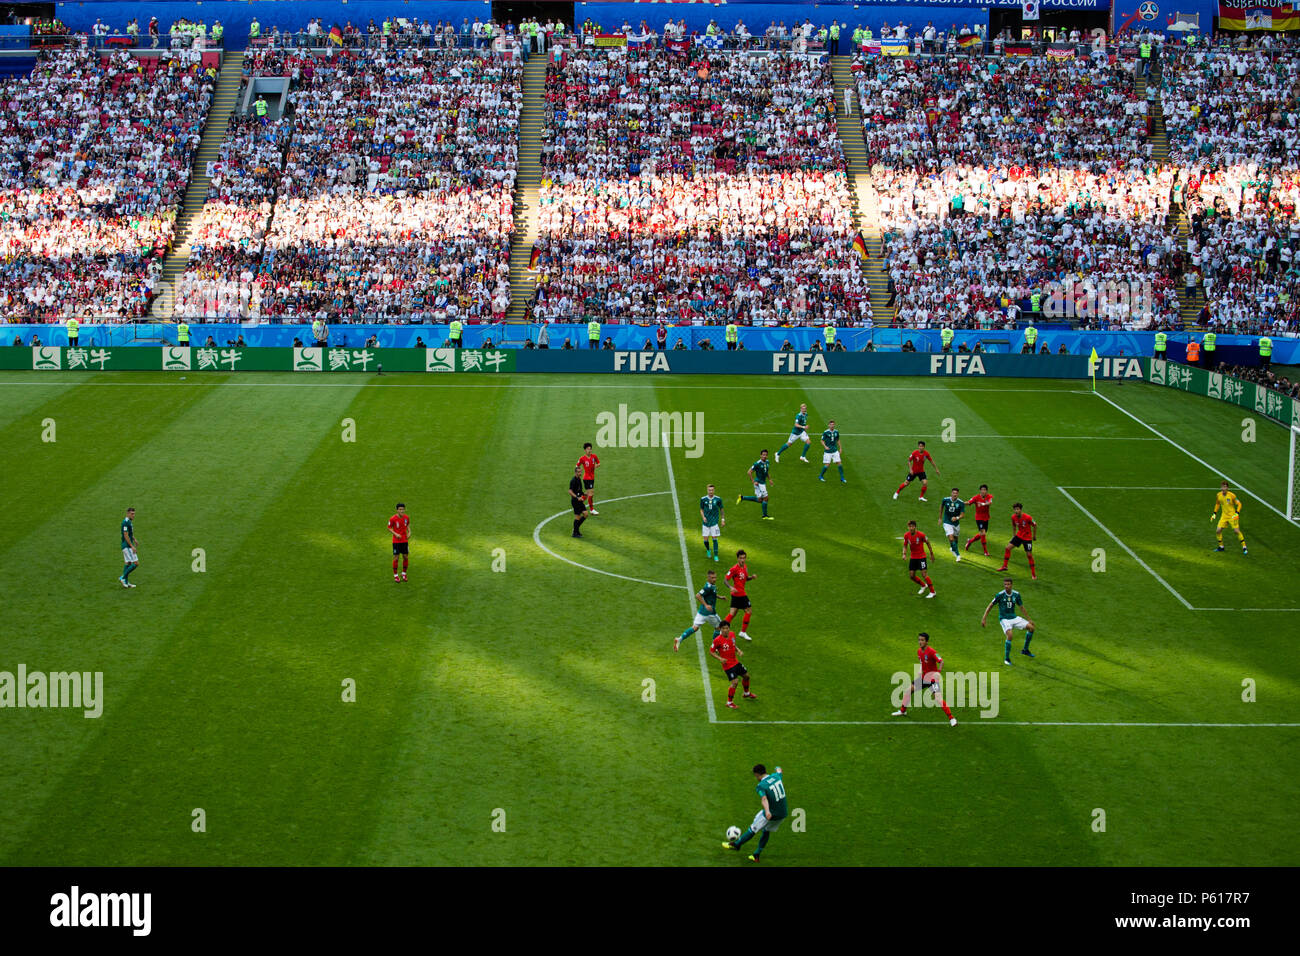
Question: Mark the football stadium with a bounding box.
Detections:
[0,0,1297,895]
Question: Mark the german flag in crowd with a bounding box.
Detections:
[329,26,344,47]
[529,245,540,270]
[957,34,981,49]
[1217,4,1300,31]
[851,233,869,260]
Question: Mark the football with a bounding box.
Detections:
[726,826,742,843]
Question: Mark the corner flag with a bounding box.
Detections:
[1089,347,1100,390]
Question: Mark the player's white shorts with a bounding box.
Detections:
[999,616,1031,634]
[702,524,721,538]
[751,808,785,834]
[823,450,841,464]
[693,611,723,630]
[122,547,137,564]
[943,522,960,537]
[752,482,768,498]
[788,430,811,444]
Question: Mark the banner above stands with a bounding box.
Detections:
[1112,0,1216,36]
[1218,1,1300,30]
[580,0,1110,8]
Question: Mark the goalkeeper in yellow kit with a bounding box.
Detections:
[1212,481,1248,554]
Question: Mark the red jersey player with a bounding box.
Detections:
[893,440,938,502]
[387,502,410,581]
[964,483,994,555]
[891,632,957,726]
[723,550,756,640]
[709,628,756,710]
[578,442,600,515]
[902,520,936,597]
[997,502,1038,579]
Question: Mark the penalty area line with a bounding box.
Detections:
[1193,607,1300,612]
[1056,486,1194,611]
[718,719,1300,727]
[1094,390,1300,530]
[708,432,1161,441]
[1058,485,1222,491]
[663,435,718,724]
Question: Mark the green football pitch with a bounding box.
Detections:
[1,371,1296,866]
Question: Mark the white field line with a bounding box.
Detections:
[531,492,686,590]
[663,436,717,723]
[711,432,1161,440]
[1056,486,1194,611]
[720,719,1300,727]
[1194,607,1300,612]
[1059,486,1220,490]
[1094,390,1300,529]
[1059,486,1300,612]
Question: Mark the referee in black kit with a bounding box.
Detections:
[569,465,588,537]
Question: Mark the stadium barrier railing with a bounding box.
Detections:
[3,344,1146,379]
[3,324,1296,365]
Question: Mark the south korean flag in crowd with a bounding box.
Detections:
[1022,0,1041,21]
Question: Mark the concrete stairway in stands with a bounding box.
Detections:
[1176,208,1201,327]
[1145,66,1201,327]
[158,51,244,308]
[1142,73,1170,166]
[505,56,547,323]
[830,55,894,327]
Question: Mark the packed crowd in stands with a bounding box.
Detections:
[174,114,291,319]
[189,47,520,320]
[0,47,214,319]
[2,16,1299,342]
[1161,43,1300,336]
[856,53,1184,329]
[1184,168,1300,335]
[1160,45,1300,168]
[875,164,1183,330]
[855,54,1151,173]
[532,49,871,325]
